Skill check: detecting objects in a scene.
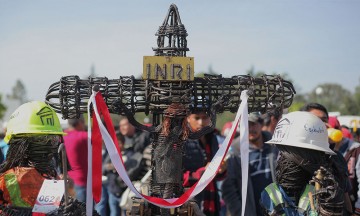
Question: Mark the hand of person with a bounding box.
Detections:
[353,208,360,215]
[218,158,227,174]
[105,163,115,171]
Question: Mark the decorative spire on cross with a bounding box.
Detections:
[153,4,189,57]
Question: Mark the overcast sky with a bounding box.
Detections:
[1,0,359,102]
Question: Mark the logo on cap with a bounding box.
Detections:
[272,118,291,143]
[37,107,55,126]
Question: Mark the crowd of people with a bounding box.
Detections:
[0,99,359,216]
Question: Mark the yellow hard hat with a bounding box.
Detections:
[327,128,343,143]
[4,101,66,143]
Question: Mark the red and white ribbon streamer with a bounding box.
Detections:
[86,91,249,215]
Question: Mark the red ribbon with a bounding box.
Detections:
[90,91,238,207]
[91,93,121,203]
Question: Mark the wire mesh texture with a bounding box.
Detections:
[45,74,296,120]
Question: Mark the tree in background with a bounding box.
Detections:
[89,64,96,77]
[307,83,359,115]
[288,94,306,113]
[0,94,6,120]
[7,79,27,104]
[354,78,360,115]
[195,65,219,77]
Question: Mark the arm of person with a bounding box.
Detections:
[183,160,226,187]
[103,155,113,175]
[221,155,242,215]
[124,152,143,180]
[215,158,227,180]
[183,167,206,187]
[354,155,360,214]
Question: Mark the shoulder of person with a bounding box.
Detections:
[261,131,273,142]
[138,130,152,141]
[212,128,221,136]
[229,136,241,156]
[348,139,360,151]
[184,138,199,145]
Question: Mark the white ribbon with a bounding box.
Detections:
[239,91,249,216]
[85,90,249,214]
[86,93,95,216]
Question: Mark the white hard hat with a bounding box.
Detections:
[266,111,335,155]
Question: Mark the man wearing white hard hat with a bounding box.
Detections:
[301,102,353,214]
[260,111,346,215]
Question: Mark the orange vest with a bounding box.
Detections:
[0,167,45,207]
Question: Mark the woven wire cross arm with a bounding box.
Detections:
[45,74,296,121]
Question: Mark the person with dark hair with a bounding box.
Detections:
[63,115,88,202]
[260,111,346,215]
[183,108,226,216]
[222,112,277,215]
[300,102,329,125]
[328,116,360,213]
[262,109,282,134]
[119,117,150,154]
[341,126,354,140]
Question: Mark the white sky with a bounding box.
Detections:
[1,0,360,102]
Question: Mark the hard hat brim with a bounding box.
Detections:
[4,131,67,144]
[265,139,336,155]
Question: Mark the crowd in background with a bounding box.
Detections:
[0,101,360,216]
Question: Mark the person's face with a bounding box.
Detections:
[270,115,281,129]
[308,109,329,127]
[249,121,262,143]
[187,112,210,132]
[119,119,135,137]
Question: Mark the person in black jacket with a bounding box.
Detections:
[103,118,150,216]
[183,110,226,216]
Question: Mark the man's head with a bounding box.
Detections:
[187,111,210,132]
[301,103,329,125]
[262,109,282,134]
[119,117,136,137]
[248,112,264,144]
[68,115,86,131]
